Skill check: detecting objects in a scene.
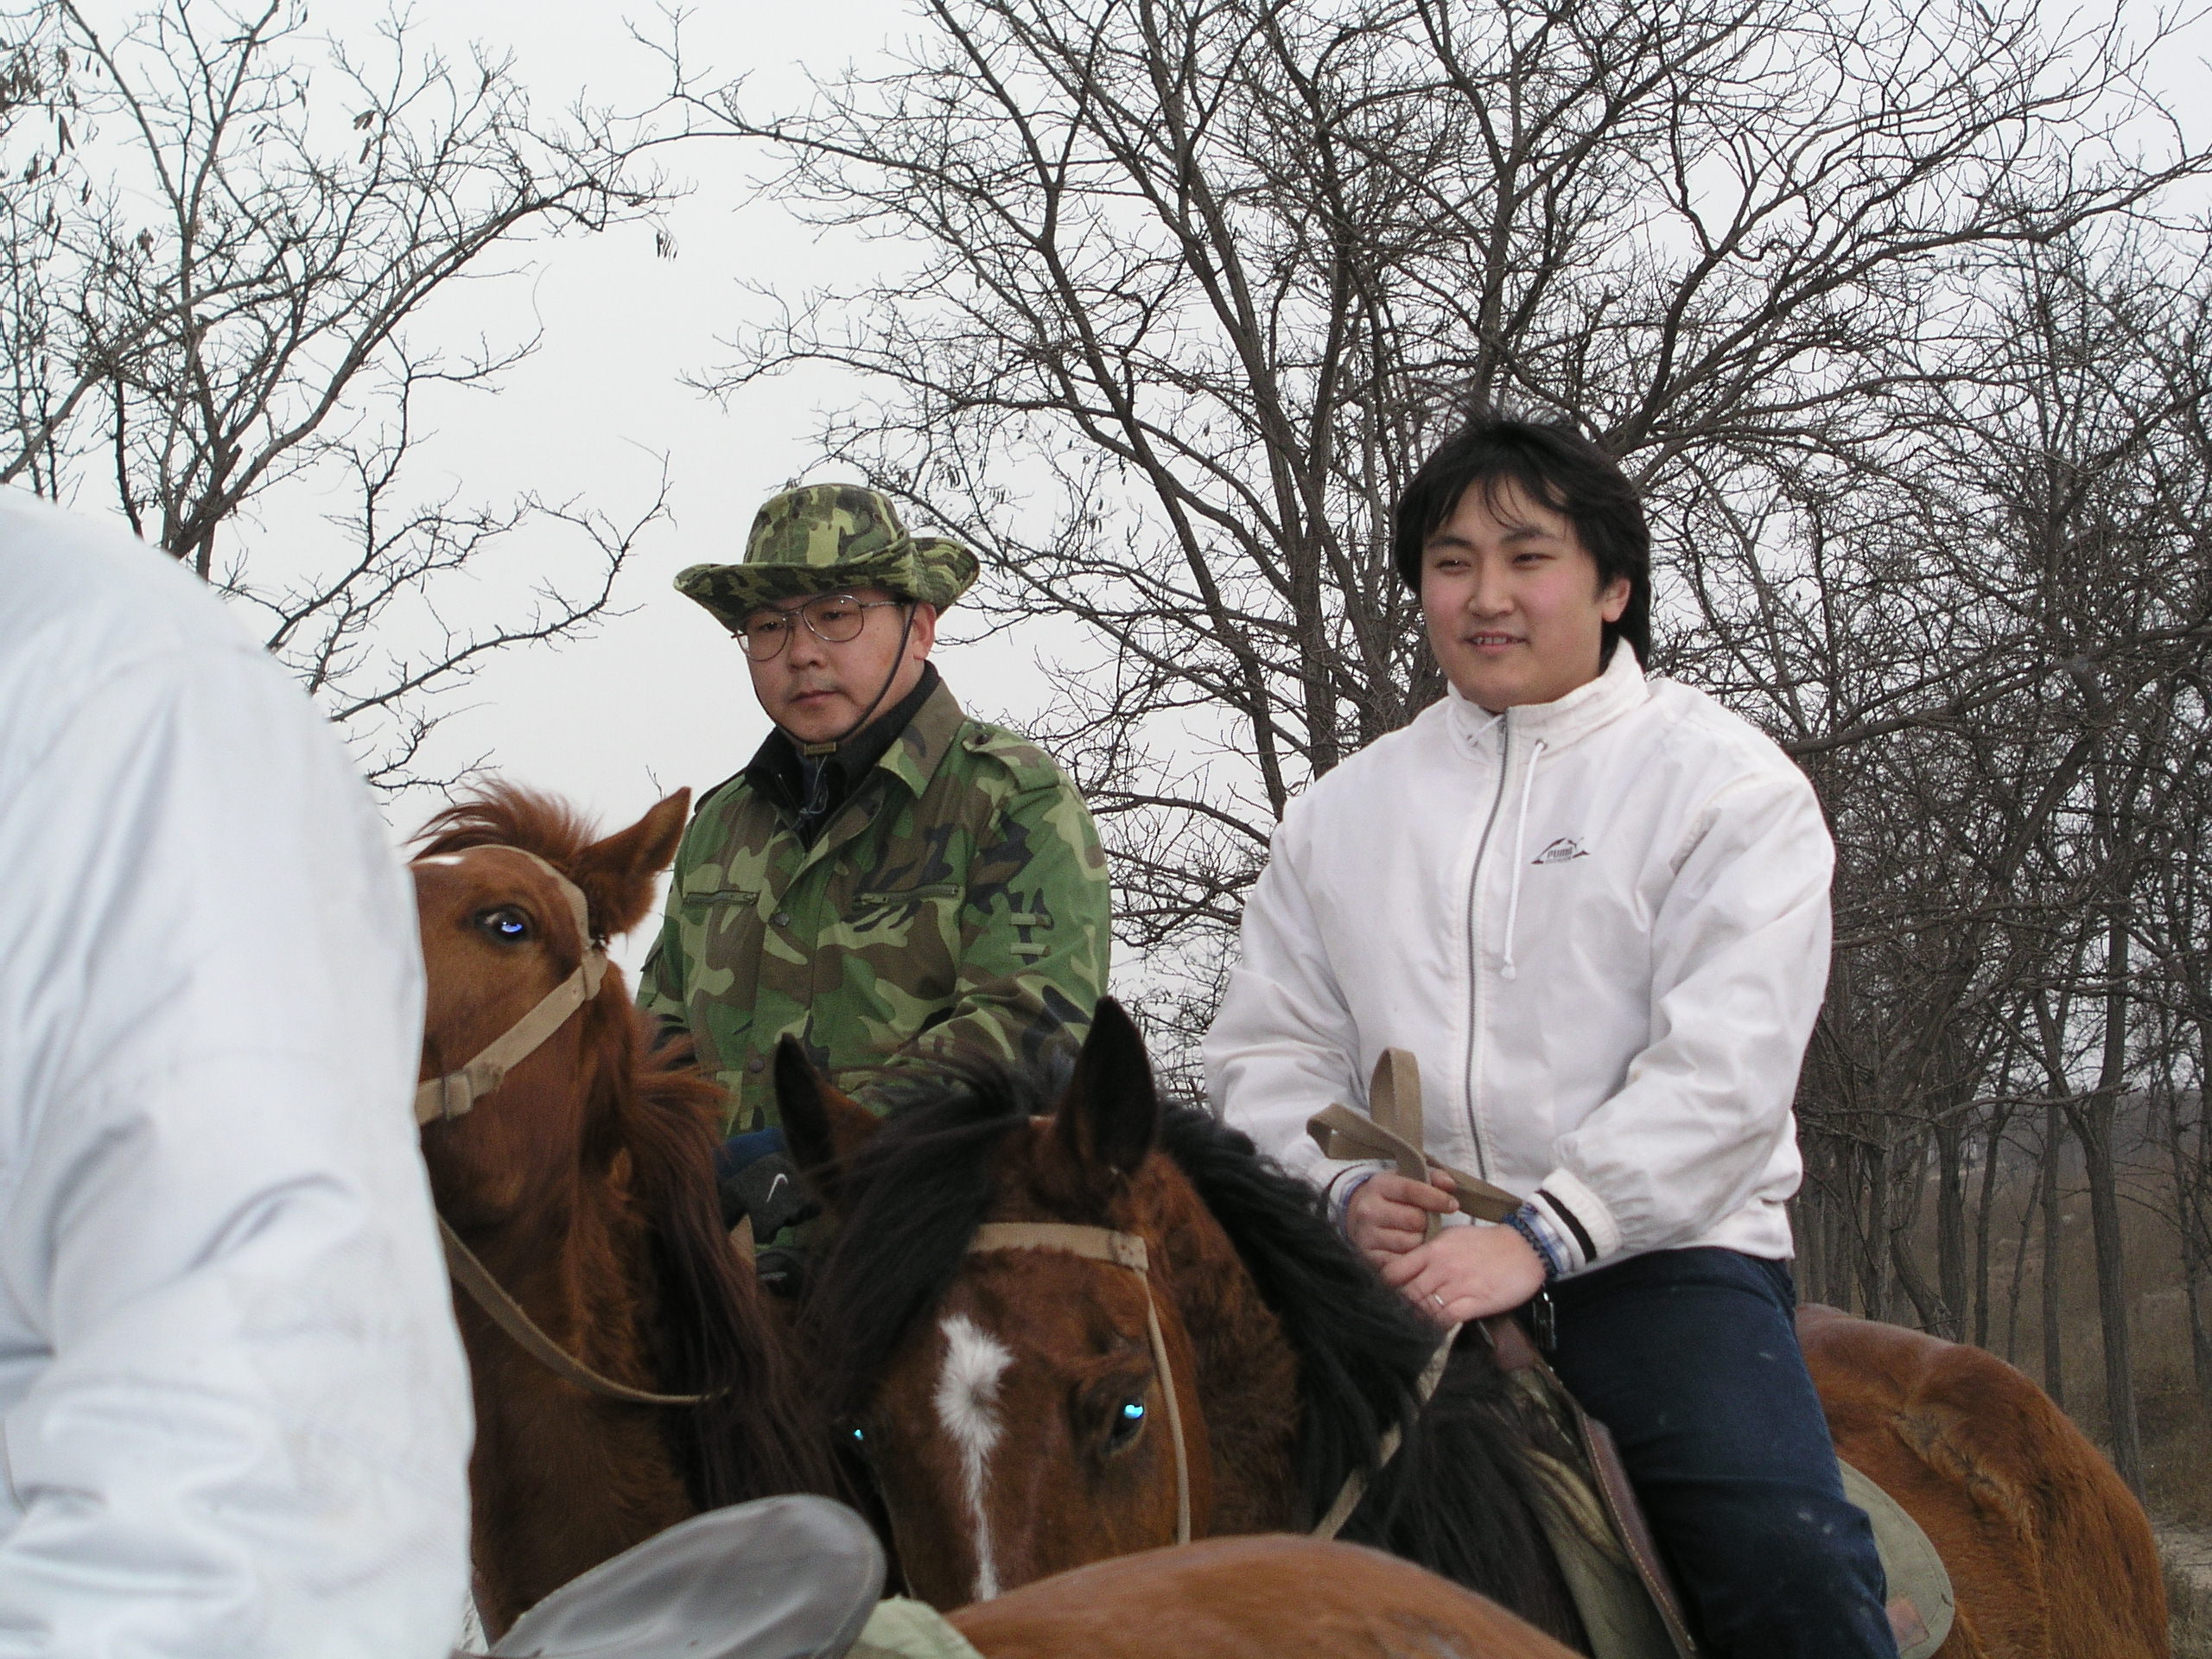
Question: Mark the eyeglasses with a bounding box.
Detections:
[733,594,906,660]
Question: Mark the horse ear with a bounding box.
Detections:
[1052,997,1159,1182]
[774,1035,880,1213]
[571,789,691,941]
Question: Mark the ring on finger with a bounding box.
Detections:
[1429,1291,1446,1310]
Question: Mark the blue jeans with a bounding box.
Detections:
[1544,1248,1897,1659]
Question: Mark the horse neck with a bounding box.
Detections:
[1149,1186,1306,1535]
[457,1102,696,1635]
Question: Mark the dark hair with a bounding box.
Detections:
[1393,410,1651,664]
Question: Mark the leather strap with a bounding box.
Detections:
[1488,1314,1700,1659]
[414,849,608,1128]
[440,1217,710,1408]
[1309,1324,1458,1540]
[1306,1050,1522,1227]
[1300,1052,1508,1541]
[413,844,681,1409]
[1311,1055,1694,1650]
[967,1223,1192,1546]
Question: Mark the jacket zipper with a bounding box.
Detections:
[1463,720,1512,1179]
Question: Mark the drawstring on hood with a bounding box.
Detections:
[1499,738,1548,981]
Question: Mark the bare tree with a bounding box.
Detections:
[1,0,674,789]
[1785,224,2212,1491]
[665,0,2209,1060]
[648,0,2212,1484]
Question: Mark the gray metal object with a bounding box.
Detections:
[459,1495,886,1659]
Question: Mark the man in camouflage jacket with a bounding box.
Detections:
[637,484,1111,1135]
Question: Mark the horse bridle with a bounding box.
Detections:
[413,848,607,1129]
[963,1218,1454,1550]
[954,1056,1477,1551]
[964,1223,1193,1546]
[412,845,709,1409]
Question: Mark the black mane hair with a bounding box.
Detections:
[1152,1107,1580,1639]
[804,1057,1581,1643]
[803,1060,1051,1420]
[584,990,844,1513]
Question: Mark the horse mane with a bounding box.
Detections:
[420,781,840,1510]
[806,1057,1575,1634]
[1151,1109,1575,1631]
[415,779,598,867]
[585,999,842,1509]
[804,1061,1051,1420]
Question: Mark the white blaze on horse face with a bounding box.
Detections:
[934,1311,1013,1601]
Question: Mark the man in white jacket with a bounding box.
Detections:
[0,493,473,1655]
[1205,414,1894,1657]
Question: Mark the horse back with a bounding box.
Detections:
[944,1535,1579,1659]
[1796,1304,2169,1658]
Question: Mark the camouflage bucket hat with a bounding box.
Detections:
[674,483,979,630]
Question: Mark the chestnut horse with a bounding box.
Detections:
[780,999,1583,1640]
[410,786,1596,1659]
[1796,1304,2168,1656]
[410,785,837,1636]
[950,1535,1580,1659]
[779,1000,2171,1657]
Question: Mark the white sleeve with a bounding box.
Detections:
[1204,816,1382,1203]
[1528,764,1834,1270]
[0,633,473,1656]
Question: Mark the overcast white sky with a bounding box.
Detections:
[48,0,2212,979]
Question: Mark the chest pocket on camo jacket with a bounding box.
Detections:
[842,881,964,1003]
[677,868,766,1041]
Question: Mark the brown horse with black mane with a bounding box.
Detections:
[410,784,838,1636]
[779,999,2171,1657]
[780,999,1585,1640]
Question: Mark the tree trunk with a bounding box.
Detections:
[1860,1142,1891,1321]
[2075,1090,2142,1491]
[1934,1114,1967,1341]
[1972,1105,2008,1349]
[2186,1041,2212,1410]
[2070,907,2141,1495]
[1891,1230,1944,1332]
[1790,1194,1821,1306]
[2040,1102,2068,1410]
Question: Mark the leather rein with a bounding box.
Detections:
[413,846,709,1409]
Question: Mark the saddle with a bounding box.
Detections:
[1308,1051,1955,1659]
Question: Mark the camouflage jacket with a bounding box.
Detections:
[637,681,1112,1132]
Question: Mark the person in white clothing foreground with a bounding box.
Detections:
[1205,413,1895,1658]
[0,493,473,1656]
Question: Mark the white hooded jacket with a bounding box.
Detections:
[1205,645,1833,1274]
[0,494,472,1655]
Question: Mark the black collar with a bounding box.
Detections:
[744,662,942,830]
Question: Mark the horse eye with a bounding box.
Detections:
[474,906,531,943]
[1108,1398,1146,1450]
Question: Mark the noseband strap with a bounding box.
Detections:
[966,1223,1192,1548]
[413,849,608,1128]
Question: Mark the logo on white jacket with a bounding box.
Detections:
[1533,837,1590,864]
